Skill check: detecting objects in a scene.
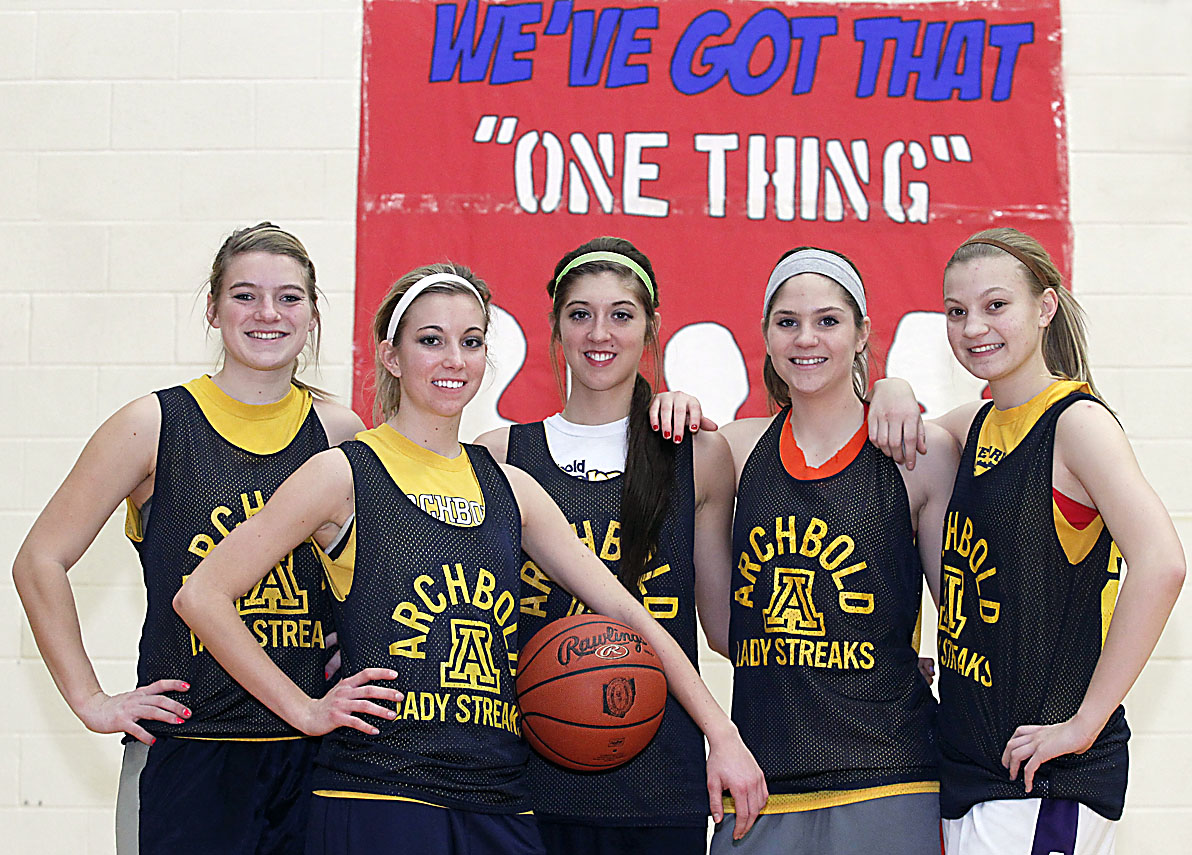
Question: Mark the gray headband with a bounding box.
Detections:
[762,249,866,318]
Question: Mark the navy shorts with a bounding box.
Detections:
[538,819,707,855]
[306,796,546,855]
[119,736,319,855]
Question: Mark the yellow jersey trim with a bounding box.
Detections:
[312,791,534,814]
[124,496,144,542]
[317,524,356,602]
[974,380,1110,564]
[973,380,1087,477]
[724,781,940,814]
[1052,496,1106,565]
[182,375,313,455]
[359,424,485,527]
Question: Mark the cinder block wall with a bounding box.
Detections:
[1,2,1187,852]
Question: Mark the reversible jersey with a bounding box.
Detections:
[730,410,937,805]
[312,438,527,813]
[507,422,707,827]
[132,383,332,739]
[938,391,1129,820]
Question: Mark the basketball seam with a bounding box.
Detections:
[521,708,665,730]
[517,662,665,698]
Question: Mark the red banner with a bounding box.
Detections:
[355,0,1067,432]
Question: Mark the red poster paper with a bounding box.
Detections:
[356,0,1067,430]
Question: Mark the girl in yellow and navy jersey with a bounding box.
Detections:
[12,223,365,855]
[874,227,1184,855]
[173,263,768,855]
[708,247,960,855]
[475,237,738,855]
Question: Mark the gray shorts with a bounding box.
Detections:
[710,792,940,855]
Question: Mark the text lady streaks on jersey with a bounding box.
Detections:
[387,560,522,736]
[937,511,1000,687]
[183,489,326,656]
[520,516,680,620]
[734,514,876,671]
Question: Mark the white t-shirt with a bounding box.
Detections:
[543,413,628,481]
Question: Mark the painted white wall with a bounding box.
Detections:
[1,1,1188,851]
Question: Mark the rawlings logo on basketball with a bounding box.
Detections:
[602,677,636,718]
[556,627,649,666]
[594,643,629,660]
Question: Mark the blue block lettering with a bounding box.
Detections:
[569,7,621,86]
[718,9,791,97]
[670,10,731,95]
[606,6,657,88]
[788,16,837,95]
[989,22,1034,101]
[490,3,542,84]
[889,20,947,99]
[429,0,502,83]
[853,16,901,98]
[544,0,571,36]
[936,20,985,101]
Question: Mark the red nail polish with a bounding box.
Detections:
[663,431,670,439]
[150,737,156,745]
[175,717,185,724]
[181,682,190,690]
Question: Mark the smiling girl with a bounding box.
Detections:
[172,263,766,855]
[12,223,364,854]
[476,237,740,854]
[908,228,1185,854]
[708,247,958,855]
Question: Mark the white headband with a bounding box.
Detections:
[763,249,866,318]
[384,272,486,342]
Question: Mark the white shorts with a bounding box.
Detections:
[942,799,1115,855]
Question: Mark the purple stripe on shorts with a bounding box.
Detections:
[1030,799,1079,855]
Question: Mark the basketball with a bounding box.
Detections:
[516,614,667,771]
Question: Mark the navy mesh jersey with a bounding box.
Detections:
[312,440,528,813]
[507,422,706,827]
[135,385,333,738]
[938,392,1129,820]
[729,409,937,794]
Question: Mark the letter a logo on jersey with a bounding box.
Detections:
[441,619,501,693]
[239,551,308,615]
[764,567,826,636]
[938,565,967,640]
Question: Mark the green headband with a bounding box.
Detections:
[553,251,656,304]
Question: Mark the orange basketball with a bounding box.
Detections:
[516,614,667,771]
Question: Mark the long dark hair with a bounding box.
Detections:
[548,236,673,592]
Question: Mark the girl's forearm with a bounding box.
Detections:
[13,554,104,714]
[1073,558,1183,738]
[174,576,314,731]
